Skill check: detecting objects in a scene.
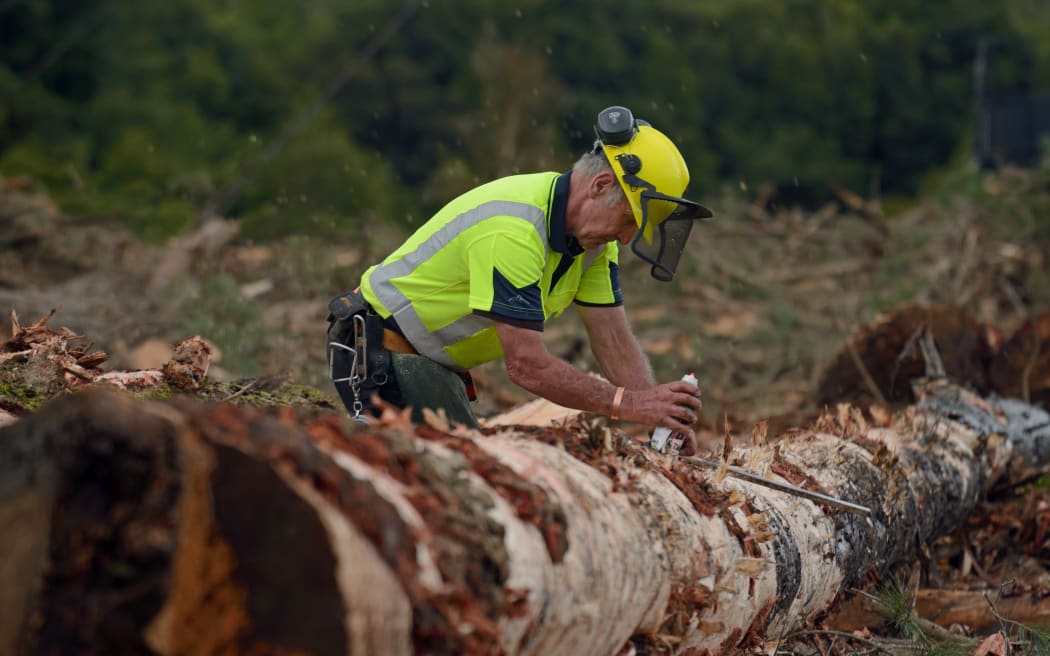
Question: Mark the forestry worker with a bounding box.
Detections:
[325,106,711,454]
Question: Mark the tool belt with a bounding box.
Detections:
[326,290,477,419]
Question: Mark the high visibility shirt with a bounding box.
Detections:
[360,171,623,371]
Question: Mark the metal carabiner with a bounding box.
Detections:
[329,338,368,421]
[328,340,358,384]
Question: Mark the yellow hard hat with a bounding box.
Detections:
[592,106,713,280]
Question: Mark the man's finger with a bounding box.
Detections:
[673,406,697,425]
[676,393,703,410]
[680,435,698,457]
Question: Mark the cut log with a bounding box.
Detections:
[2,374,1050,654]
[481,396,582,428]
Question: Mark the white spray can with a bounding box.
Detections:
[649,372,699,454]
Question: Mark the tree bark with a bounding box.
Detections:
[2,377,1049,655]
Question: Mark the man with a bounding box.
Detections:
[326,106,711,453]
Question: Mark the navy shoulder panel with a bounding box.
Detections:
[488,268,545,322]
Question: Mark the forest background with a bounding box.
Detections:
[5,0,1050,239]
[1,0,1049,426]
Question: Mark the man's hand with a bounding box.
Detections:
[620,380,702,455]
[493,319,703,453]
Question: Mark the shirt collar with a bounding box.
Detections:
[548,171,584,256]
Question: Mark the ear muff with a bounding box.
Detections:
[595,106,637,145]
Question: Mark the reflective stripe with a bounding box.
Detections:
[370,200,548,369]
[583,247,603,271]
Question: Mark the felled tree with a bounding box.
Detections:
[2,365,1049,655]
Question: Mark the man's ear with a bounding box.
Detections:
[589,171,617,198]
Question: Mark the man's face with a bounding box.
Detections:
[575,189,639,250]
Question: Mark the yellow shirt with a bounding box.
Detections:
[361,171,622,370]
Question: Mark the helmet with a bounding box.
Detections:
[592,106,713,281]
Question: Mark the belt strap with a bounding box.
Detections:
[382,328,418,354]
[381,329,477,401]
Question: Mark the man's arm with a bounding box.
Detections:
[494,321,701,447]
[575,304,655,389]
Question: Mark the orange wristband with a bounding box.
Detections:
[611,386,625,420]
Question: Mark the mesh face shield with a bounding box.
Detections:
[627,179,713,282]
[591,105,714,281]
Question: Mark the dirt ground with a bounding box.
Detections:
[2,165,1049,648]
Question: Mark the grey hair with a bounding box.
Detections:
[573,151,627,208]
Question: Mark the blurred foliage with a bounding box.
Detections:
[1,0,1048,242]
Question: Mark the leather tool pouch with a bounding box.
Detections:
[327,290,366,323]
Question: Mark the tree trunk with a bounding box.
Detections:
[2,377,1049,655]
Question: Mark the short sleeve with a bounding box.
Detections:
[466,231,546,322]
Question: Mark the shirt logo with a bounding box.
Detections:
[506,293,528,305]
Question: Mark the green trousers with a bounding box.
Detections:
[388,352,479,429]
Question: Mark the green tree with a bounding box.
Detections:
[2,0,1049,238]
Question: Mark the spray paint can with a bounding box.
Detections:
[649,372,699,454]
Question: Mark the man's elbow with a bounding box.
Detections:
[503,352,544,393]
[504,357,534,390]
